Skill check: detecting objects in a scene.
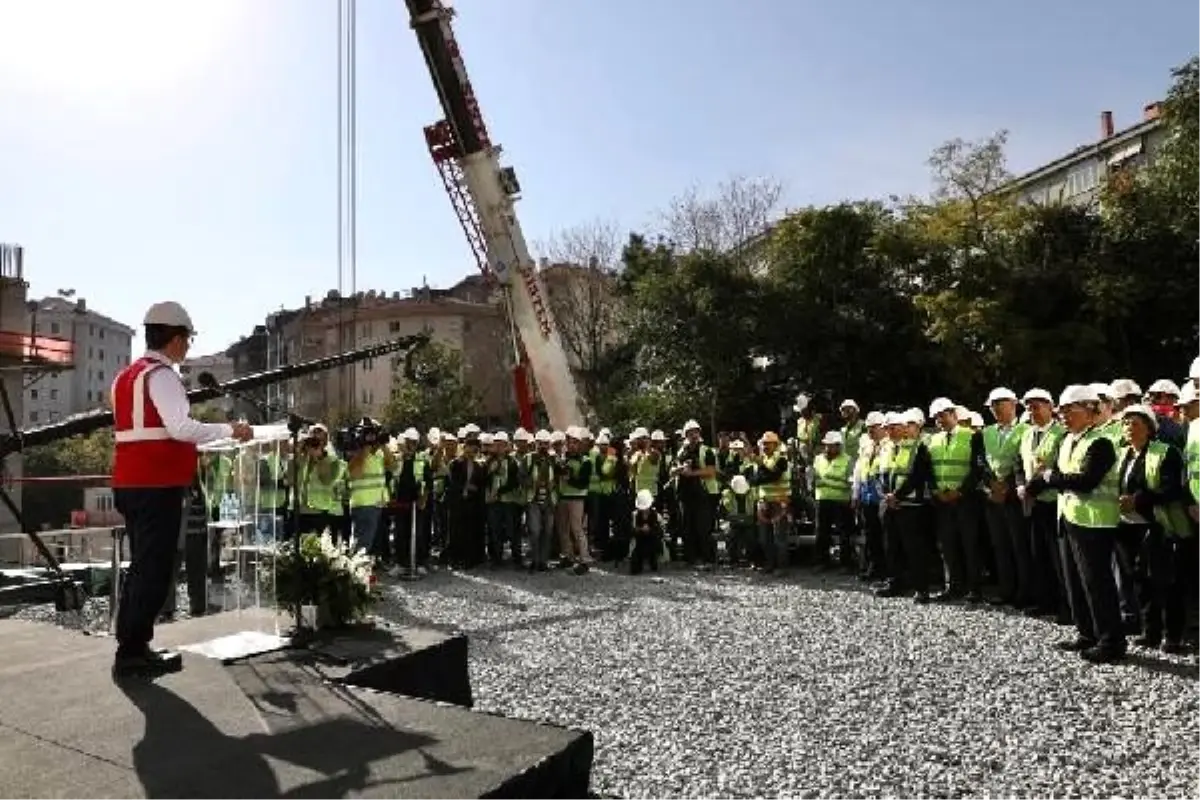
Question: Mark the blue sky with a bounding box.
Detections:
[0,0,1195,356]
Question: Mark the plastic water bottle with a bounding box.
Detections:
[230,494,242,522]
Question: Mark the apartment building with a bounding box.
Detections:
[24,296,134,425]
[258,281,511,424]
[1006,103,1167,206]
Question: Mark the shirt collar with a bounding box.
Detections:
[143,350,173,366]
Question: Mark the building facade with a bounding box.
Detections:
[1006,103,1166,207]
[23,296,134,425]
[258,281,511,426]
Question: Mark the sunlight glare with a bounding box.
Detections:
[0,0,244,97]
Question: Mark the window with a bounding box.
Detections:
[29,389,37,400]
[90,324,95,335]
[50,411,59,421]
[98,370,105,381]
[50,322,60,334]
[1065,162,1099,198]
[50,389,57,400]
[29,411,38,423]
[361,358,374,372]
[388,321,401,333]
[87,390,92,401]
[99,329,105,339]
[98,349,105,361]
[89,346,94,358]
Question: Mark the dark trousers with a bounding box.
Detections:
[1114,523,1144,628]
[588,492,613,552]
[486,502,521,564]
[895,505,930,594]
[935,498,985,595]
[1060,521,1126,652]
[681,494,716,564]
[297,511,332,537]
[1029,500,1069,618]
[858,502,886,578]
[1123,524,1195,643]
[985,497,1035,604]
[114,487,188,656]
[394,503,432,569]
[630,532,660,574]
[814,500,854,566]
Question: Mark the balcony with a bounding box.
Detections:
[0,331,74,370]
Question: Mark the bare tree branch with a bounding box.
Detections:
[657,175,784,256]
[535,219,626,409]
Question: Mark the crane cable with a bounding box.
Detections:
[337,0,358,416]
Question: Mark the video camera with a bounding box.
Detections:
[333,417,386,456]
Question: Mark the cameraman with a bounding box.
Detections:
[346,418,396,554]
[297,424,341,537]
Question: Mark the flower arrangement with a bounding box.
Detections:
[274,532,375,630]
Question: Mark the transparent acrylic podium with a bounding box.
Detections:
[179,424,292,662]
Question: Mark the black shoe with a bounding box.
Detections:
[964,591,984,604]
[572,562,589,575]
[1161,640,1189,655]
[1056,638,1097,652]
[113,648,183,678]
[932,590,962,603]
[1080,646,1125,664]
[1023,606,1053,618]
[986,595,1012,606]
[1133,634,1162,648]
[874,585,904,599]
[913,591,930,605]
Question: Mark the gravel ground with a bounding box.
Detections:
[377,564,1199,799]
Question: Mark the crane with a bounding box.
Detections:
[403,0,585,432]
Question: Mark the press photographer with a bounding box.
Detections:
[296,423,344,538]
[344,417,397,555]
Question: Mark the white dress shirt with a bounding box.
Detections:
[132,351,233,445]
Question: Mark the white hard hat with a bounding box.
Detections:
[550,430,566,443]
[564,426,579,439]
[986,387,1017,405]
[1177,382,1198,405]
[903,409,924,426]
[464,423,481,435]
[534,429,551,443]
[580,429,595,440]
[492,431,509,443]
[839,398,859,410]
[635,489,655,512]
[427,426,441,439]
[1109,379,1141,399]
[1022,388,1053,404]
[1148,378,1181,396]
[1190,355,1200,381]
[969,412,985,427]
[865,411,885,427]
[929,397,955,417]
[1119,404,1158,431]
[730,475,750,495]
[683,419,701,433]
[144,301,194,332]
[1089,382,1113,399]
[440,431,457,443]
[403,427,420,441]
[596,432,611,445]
[884,412,903,426]
[630,427,649,440]
[478,432,494,445]
[955,405,971,422]
[514,427,532,442]
[821,431,844,446]
[650,429,666,442]
[730,439,745,450]
[455,426,467,438]
[1059,384,1100,407]
[599,427,612,438]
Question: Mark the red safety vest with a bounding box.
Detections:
[110,356,198,488]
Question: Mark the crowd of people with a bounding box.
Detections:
[199,360,1200,667]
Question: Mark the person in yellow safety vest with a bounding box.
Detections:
[1109,379,1142,413]
[630,489,663,575]
[483,431,523,568]
[721,474,756,566]
[557,427,593,574]
[1114,405,1192,654]
[838,399,866,463]
[872,413,904,594]
[525,430,557,572]
[851,412,888,581]
[587,431,619,557]
[1013,389,1071,621]
[389,428,433,575]
[199,450,232,522]
[926,397,986,602]
[1026,384,1125,664]
[811,430,855,571]
[429,431,454,561]
[346,420,396,556]
[628,427,660,499]
[673,419,720,568]
[750,431,791,574]
[793,398,818,464]
[1178,382,1200,524]
[297,423,341,537]
[980,386,1033,608]
[877,409,935,602]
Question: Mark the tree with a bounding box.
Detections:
[18,431,114,529]
[657,175,783,258]
[381,341,481,433]
[537,219,628,412]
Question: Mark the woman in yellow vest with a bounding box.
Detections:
[1115,405,1192,654]
[1026,385,1125,664]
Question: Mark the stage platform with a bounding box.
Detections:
[0,613,594,799]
